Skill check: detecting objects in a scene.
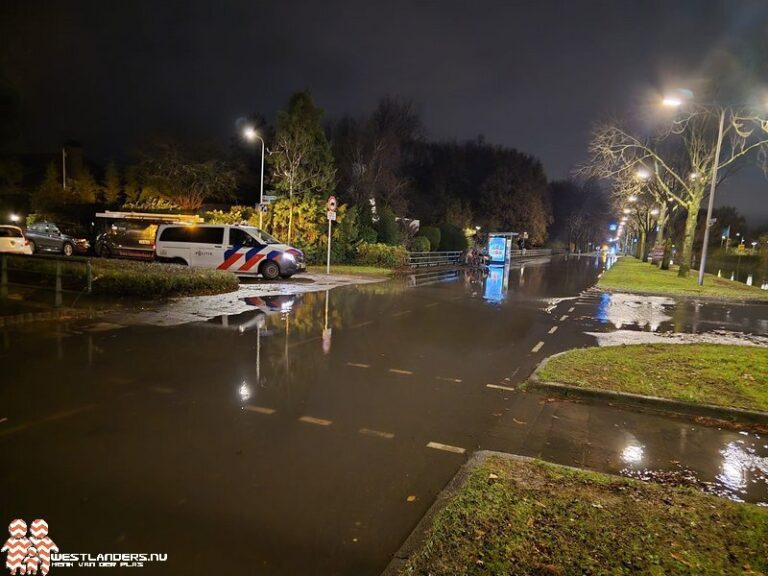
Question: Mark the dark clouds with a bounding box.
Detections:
[2,0,767,223]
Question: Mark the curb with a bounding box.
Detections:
[528,349,768,427]
[380,450,496,576]
[596,285,768,306]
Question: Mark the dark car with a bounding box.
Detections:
[25,222,90,256]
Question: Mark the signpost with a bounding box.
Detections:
[326,195,337,274]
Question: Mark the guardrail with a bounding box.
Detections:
[0,253,92,307]
[509,248,552,259]
[406,251,463,269]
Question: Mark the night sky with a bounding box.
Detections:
[2,0,767,224]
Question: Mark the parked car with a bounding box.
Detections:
[155,224,306,280]
[0,225,33,255]
[24,221,90,256]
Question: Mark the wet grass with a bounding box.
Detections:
[598,257,768,301]
[306,264,393,277]
[5,256,239,298]
[402,456,768,576]
[538,344,768,412]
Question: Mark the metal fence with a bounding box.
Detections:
[509,248,552,259]
[406,251,463,269]
[0,253,93,307]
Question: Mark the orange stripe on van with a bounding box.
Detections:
[218,251,243,270]
[239,253,265,272]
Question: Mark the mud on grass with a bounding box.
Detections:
[402,456,768,576]
[537,344,768,413]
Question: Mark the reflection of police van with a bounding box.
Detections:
[155,224,305,280]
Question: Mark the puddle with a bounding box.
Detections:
[586,328,768,347]
[595,292,674,331]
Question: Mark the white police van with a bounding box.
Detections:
[155,224,305,280]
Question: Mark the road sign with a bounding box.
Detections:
[327,211,337,221]
[327,195,337,212]
[263,195,277,202]
[258,204,269,213]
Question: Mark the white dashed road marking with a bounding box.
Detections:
[559,315,568,321]
[425,302,439,308]
[486,383,516,392]
[346,362,371,368]
[244,405,276,415]
[359,428,395,439]
[531,341,545,353]
[389,368,414,375]
[568,307,575,312]
[548,326,558,334]
[427,441,466,454]
[392,310,412,317]
[351,320,375,329]
[436,376,462,383]
[299,416,333,426]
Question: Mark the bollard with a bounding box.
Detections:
[55,260,62,308]
[0,254,7,299]
[86,259,92,294]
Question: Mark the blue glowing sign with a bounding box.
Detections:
[484,266,505,302]
[609,223,618,232]
[488,236,507,263]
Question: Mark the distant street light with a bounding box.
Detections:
[9,214,20,223]
[242,125,266,229]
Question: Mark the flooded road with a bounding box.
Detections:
[1,255,767,575]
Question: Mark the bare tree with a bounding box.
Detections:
[583,105,768,276]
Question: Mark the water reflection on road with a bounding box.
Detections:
[1,254,767,575]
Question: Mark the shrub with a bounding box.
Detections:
[359,225,378,244]
[419,226,441,251]
[410,235,431,252]
[438,223,468,251]
[376,207,402,245]
[355,243,408,268]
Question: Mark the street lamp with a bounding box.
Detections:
[9,214,20,223]
[661,92,726,286]
[242,125,266,229]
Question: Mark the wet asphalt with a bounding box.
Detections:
[1,255,767,575]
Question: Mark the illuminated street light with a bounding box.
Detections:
[9,214,20,223]
[628,195,638,203]
[650,208,660,216]
[623,208,631,214]
[241,124,266,229]
[635,168,650,180]
[662,96,683,108]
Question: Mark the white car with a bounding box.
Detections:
[0,225,33,255]
[155,224,306,280]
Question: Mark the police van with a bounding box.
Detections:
[155,224,305,280]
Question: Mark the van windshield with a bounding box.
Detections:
[249,229,281,245]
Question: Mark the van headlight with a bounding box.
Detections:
[282,253,296,263]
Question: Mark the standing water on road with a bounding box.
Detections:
[1,255,767,575]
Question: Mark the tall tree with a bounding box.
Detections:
[269,90,336,241]
[141,141,237,211]
[31,162,62,211]
[103,161,121,205]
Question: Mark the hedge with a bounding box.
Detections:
[355,243,408,268]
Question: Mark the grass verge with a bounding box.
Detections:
[598,257,768,301]
[401,455,768,575]
[5,256,239,298]
[537,343,768,412]
[306,264,393,277]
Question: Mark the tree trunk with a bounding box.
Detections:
[638,229,647,262]
[287,184,294,243]
[677,201,701,277]
[655,203,667,244]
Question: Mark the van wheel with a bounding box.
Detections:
[172,258,188,266]
[260,260,280,280]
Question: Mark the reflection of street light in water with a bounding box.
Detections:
[322,290,332,354]
[621,444,644,464]
[239,381,251,402]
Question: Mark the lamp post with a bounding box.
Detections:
[243,126,266,230]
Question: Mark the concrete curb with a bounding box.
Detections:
[380,450,497,576]
[528,349,768,427]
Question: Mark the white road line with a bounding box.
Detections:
[244,405,276,415]
[346,362,371,368]
[531,341,545,353]
[486,383,516,392]
[351,320,375,328]
[299,416,332,426]
[548,326,558,334]
[425,302,439,308]
[392,310,412,317]
[559,315,568,322]
[436,376,463,383]
[427,441,466,454]
[359,428,395,439]
[389,368,414,375]
[568,307,575,312]
[148,386,175,394]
